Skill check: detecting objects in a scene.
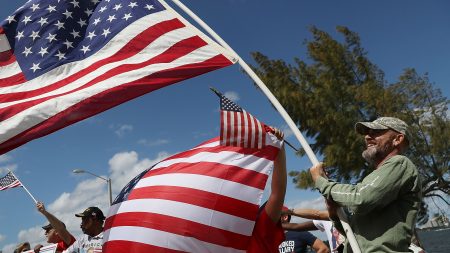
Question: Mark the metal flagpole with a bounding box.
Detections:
[168,1,362,252]
[8,169,38,204]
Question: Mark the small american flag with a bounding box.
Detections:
[0,0,235,155]
[211,88,270,149]
[0,171,22,191]
[103,136,283,252]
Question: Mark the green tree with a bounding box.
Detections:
[250,26,449,222]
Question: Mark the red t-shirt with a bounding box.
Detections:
[56,235,76,252]
[247,208,285,253]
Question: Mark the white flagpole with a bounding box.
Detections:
[8,169,38,204]
[169,1,361,252]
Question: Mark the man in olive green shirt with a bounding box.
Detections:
[310,117,422,253]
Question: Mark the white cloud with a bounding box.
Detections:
[18,227,44,248]
[1,227,44,253]
[108,150,170,192]
[2,243,16,253]
[224,91,240,102]
[0,164,18,175]
[0,154,12,163]
[0,234,5,242]
[3,150,170,252]
[137,138,169,147]
[111,124,133,138]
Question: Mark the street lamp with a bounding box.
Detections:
[73,169,113,206]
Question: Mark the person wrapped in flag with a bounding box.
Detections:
[103,90,288,252]
[246,127,287,253]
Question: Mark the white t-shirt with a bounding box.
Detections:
[313,220,345,252]
[63,232,103,253]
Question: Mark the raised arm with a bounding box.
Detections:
[264,128,287,222]
[36,201,73,245]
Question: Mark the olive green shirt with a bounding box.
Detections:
[315,155,422,253]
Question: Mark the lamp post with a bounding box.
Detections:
[73,169,113,206]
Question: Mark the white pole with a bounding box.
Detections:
[169,0,318,165]
[168,1,361,252]
[8,170,37,204]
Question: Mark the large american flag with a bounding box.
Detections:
[0,0,235,155]
[103,135,283,252]
[211,88,270,149]
[0,171,22,191]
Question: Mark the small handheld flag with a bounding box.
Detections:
[0,171,22,191]
[0,170,37,203]
[210,87,270,149]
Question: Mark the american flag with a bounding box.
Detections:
[211,88,270,149]
[103,136,283,252]
[0,171,22,191]
[0,0,235,155]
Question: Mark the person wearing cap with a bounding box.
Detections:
[63,206,105,253]
[14,242,30,253]
[35,202,76,253]
[309,117,422,253]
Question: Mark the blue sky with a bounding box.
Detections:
[1,0,449,251]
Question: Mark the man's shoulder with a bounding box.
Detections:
[383,155,417,171]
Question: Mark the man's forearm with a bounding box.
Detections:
[290,208,329,220]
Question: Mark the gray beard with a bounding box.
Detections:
[362,142,394,166]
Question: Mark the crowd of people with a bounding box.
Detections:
[13,204,104,253]
[13,117,423,253]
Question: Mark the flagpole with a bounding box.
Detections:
[169,1,361,252]
[8,170,38,204]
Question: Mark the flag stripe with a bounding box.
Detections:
[104,226,246,253]
[0,72,26,87]
[108,198,256,235]
[151,151,275,177]
[104,212,251,250]
[103,240,187,253]
[0,55,230,154]
[0,60,22,80]
[143,162,269,190]
[127,186,259,220]
[159,143,280,162]
[220,110,226,145]
[236,111,242,146]
[134,173,264,205]
[243,110,249,147]
[0,50,16,67]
